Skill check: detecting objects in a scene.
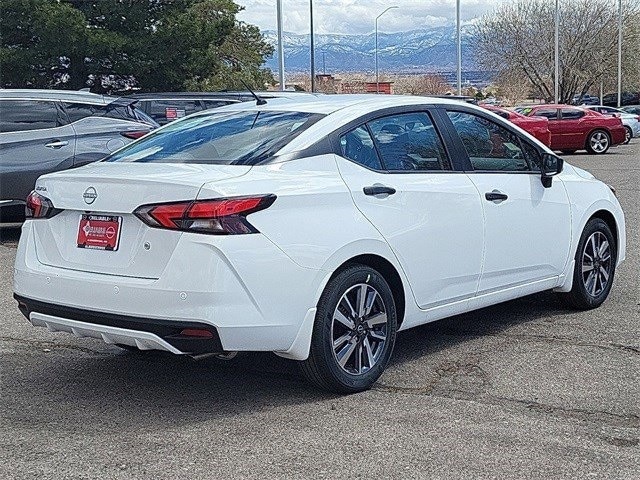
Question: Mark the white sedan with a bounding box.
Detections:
[13,95,626,393]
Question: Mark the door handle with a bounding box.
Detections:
[485,190,508,202]
[363,185,396,196]
[45,140,69,149]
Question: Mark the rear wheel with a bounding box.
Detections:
[586,130,611,154]
[562,218,616,309]
[623,126,632,145]
[300,265,397,393]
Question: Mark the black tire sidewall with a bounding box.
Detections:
[571,219,617,308]
[311,266,397,392]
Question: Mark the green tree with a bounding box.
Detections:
[0,0,273,91]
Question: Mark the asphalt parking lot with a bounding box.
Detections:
[1,142,638,479]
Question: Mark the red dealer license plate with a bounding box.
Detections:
[77,214,122,251]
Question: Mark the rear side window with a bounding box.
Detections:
[149,99,201,123]
[105,110,322,165]
[367,112,451,171]
[0,100,60,132]
[63,102,109,122]
[561,108,585,120]
[202,100,236,110]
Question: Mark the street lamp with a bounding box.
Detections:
[456,0,461,95]
[554,0,559,103]
[375,6,398,94]
[310,0,316,92]
[617,0,622,108]
[276,0,285,91]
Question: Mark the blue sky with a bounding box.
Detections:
[237,0,507,34]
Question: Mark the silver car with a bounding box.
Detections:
[0,89,158,222]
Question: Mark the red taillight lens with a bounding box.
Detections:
[25,191,61,219]
[120,130,149,139]
[134,195,276,235]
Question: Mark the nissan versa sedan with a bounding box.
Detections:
[13,95,626,393]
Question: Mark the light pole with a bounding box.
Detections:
[310,0,316,92]
[456,0,461,95]
[276,0,285,91]
[554,0,559,103]
[375,6,398,94]
[617,0,622,108]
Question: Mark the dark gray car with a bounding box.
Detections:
[0,90,157,222]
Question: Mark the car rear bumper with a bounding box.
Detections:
[13,220,323,356]
[15,294,223,354]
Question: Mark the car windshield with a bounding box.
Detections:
[105,110,322,165]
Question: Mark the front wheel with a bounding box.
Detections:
[586,130,611,154]
[562,218,617,309]
[300,265,397,393]
[623,126,632,145]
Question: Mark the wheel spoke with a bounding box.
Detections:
[341,295,357,319]
[598,239,609,257]
[355,343,363,374]
[364,337,375,368]
[366,312,387,327]
[582,262,594,273]
[334,310,355,330]
[336,339,357,368]
[599,266,609,282]
[589,234,597,256]
[364,290,377,316]
[369,330,386,341]
[586,270,597,296]
[333,332,352,350]
[357,285,368,317]
[601,253,611,262]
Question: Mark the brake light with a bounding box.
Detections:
[120,130,149,139]
[25,191,61,219]
[134,195,276,235]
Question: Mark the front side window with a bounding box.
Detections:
[105,110,322,165]
[339,126,382,170]
[0,100,59,132]
[367,112,450,171]
[446,110,531,172]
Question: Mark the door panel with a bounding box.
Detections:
[467,173,571,293]
[336,157,484,309]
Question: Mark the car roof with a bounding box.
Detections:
[123,91,324,100]
[0,89,115,105]
[210,94,474,116]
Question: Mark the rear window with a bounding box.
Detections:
[105,110,323,165]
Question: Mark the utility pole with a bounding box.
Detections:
[276,0,285,91]
[375,6,398,94]
[617,0,623,107]
[310,0,316,92]
[456,0,461,95]
[554,0,560,103]
[322,51,326,75]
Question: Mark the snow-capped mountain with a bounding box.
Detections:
[263,25,479,73]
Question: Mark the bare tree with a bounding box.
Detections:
[476,0,640,103]
[393,74,452,95]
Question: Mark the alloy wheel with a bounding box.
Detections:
[581,231,612,297]
[331,283,388,375]
[589,132,609,153]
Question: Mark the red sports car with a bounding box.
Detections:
[481,105,551,146]
[518,105,626,155]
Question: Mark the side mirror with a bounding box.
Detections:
[541,153,563,188]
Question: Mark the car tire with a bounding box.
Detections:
[623,126,632,145]
[585,130,611,154]
[300,264,397,393]
[562,218,616,310]
[561,150,577,155]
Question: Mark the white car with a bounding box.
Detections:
[13,95,626,393]
[584,105,640,144]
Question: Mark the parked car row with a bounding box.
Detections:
[490,104,634,155]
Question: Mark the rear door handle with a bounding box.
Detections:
[485,190,508,202]
[363,185,396,196]
[45,140,69,149]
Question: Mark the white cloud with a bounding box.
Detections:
[236,0,507,35]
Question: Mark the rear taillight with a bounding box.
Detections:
[134,195,276,235]
[120,130,149,139]
[25,191,61,219]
